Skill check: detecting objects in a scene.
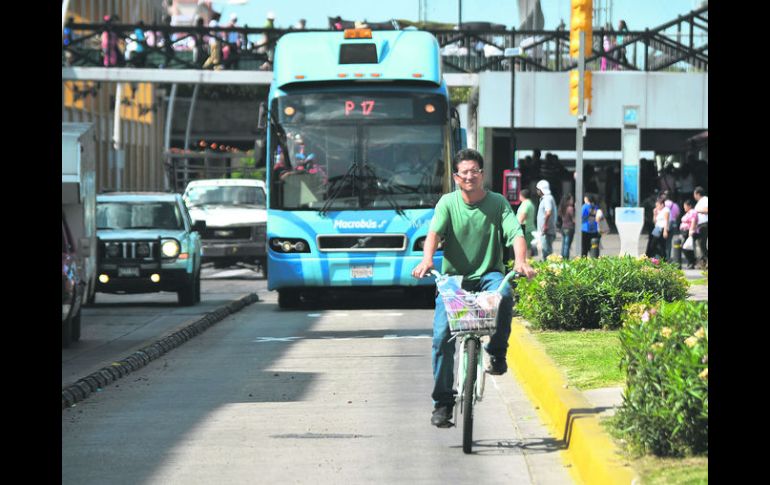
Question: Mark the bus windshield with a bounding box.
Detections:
[270,92,448,211]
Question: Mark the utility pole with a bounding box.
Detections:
[574,30,587,256]
[504,42,525,170]
[570,0,592,256]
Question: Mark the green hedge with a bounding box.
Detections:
[514,255,689,330]
[615,301,708,456]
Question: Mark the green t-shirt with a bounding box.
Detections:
[517,198,536,243]
[429,190,523,281]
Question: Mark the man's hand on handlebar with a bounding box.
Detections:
[513,260,537,280]
[411,260,435,279]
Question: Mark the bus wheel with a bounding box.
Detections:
[278,289,300,309]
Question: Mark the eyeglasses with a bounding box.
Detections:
[454,169,483,177]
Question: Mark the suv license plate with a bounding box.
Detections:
[351,265,373,279]
[118,267,140,277]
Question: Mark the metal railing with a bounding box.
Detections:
[165,151,263,193]
[63,5,707,74]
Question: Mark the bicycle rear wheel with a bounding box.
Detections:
[462,337,479,454]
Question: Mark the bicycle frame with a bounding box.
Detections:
[454,334,486,424]
[431,269,519,430]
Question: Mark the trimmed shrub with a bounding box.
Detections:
[614,300,708,457]
[514,255,689,330]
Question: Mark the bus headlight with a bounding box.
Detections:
[412,237,444,252]
[161,239,181,258]
[270,238,311,253]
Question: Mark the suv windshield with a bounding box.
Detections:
[185,185,266,208]
[97,202,184,230]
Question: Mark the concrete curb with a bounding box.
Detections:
[506,318,639,485]
[62,293,260,410]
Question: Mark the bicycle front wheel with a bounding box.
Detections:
[462,337,479,454]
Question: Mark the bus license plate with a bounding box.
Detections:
[118,266,140,277]
[351,265,373,279]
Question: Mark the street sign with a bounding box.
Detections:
[623,106,639,126]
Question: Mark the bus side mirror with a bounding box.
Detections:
[254,101,267,167]
[450,107,463,151]
[257,101,267,130]
[254,135,266,167]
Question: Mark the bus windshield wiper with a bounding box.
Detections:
[320,161,359,217]
[361,163,406,218]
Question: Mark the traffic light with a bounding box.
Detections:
[569,69,592,115]
[570,0,593,59]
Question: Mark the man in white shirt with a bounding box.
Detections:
[693,186,708,268]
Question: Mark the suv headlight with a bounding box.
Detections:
[161,239,181,258]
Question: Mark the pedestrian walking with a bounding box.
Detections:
[558,193,576,259]
[516,189,536,258]
[258,11,276,70]
[646,197,670,260]
[680,199,699,268]
[661,191,680,261]
[693,186,708,268]
[101,14,120,67]
[202,20,223,70]
[535,180,557,260]
[580,193,603,257]
[615,19,629,69]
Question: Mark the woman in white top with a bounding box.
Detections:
[693,186,708,267]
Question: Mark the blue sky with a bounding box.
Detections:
[213,0,704,31]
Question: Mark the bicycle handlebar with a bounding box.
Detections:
[430,269,521,294]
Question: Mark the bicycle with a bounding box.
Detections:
[431,269,520,454]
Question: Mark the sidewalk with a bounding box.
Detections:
[508,231,708,484]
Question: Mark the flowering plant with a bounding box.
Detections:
[515,256,688,330]
[615,300,708,456]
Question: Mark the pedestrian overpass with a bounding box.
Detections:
[62,5,707,193]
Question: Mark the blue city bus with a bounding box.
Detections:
[263,28,464,308]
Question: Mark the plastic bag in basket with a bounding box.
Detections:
[435,273,464,297]
[475,292,502,312]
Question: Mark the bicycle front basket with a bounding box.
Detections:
[441,291,502,334]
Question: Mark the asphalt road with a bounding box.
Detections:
[62,266,574,484]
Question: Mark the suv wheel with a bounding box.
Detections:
[70,309,81,342]
[177,274,197,306]
[195,270,202,303]
[62,316,72,347]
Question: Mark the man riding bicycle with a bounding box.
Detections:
[412,148,536,428]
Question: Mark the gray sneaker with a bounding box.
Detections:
[431,405,454,428]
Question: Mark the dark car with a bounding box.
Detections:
[62,214,84,347]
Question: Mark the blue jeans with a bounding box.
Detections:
[431,271,514,407]
[540,233,556,260]
[561,228,575,259]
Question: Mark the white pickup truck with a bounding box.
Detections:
[183,179,268,275]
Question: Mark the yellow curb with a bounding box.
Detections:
[507,318,638,485]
